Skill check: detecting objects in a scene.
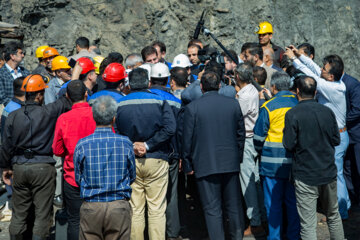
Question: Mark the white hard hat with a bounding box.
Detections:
[150,62,170,78]
[138,63,152,80]
[172,54,192,68]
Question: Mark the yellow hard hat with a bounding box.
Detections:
[255,21,273,34]
[93,55,104,74]
[35,45,49,59]
[52,56,71,71]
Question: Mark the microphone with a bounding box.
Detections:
[193,10,205,39]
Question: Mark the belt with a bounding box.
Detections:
[339,127,347,133]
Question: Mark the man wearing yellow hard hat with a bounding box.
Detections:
[32,45,52,82]
[255,21,284,67]
[44,56,72,104]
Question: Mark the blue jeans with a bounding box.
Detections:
[335,130,351,219]
[262,176,300,240]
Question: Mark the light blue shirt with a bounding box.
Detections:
[293,55,346,128]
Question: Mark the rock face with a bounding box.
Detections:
[1,0,359,78]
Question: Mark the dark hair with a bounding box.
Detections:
[141,46,157,61]
[151,41,166,53]
[75,37,90,49]
[297,43,315,59]
[201,71,220,92]
[67,80,86,102]
[280,55,292,70]
[235,62,253,84]
[170,67,188,87]
[13,76,25,97]
[188,39,203,48]
[205,60,224,82]
[4,41,24,62]
[241,42,252,54]
[151,77,168,86]
[105,80,123,90]
[253,66,267,85]
[25,90,44,102]
[79,72,91,81]
[99,57,112,75]
[297,76,317,98]
[244,42,263,60]
[323,55,344,81]
[221,49,238,63]
[0,45,5,61]
[108,52,123,64]
[129,68,149,90]
[187,44,201,51]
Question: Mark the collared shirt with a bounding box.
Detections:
[68,49,98,61]
[293,55,347,128]
[5,63,23,79]
[171,89,184,100]
[237,84,259,137]
[74,127,136,202]
[52,102,96,187]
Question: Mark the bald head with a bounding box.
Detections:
[297,76,317,99]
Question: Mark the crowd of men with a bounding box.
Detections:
[0,20,359,240]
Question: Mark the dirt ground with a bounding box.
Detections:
[0,203,359,240]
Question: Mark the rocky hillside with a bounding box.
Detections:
[1,0,359,78]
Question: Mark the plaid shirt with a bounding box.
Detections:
[0,64,30,105]
[74,127,136,202]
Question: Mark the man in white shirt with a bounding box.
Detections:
[287,46,351,219]
[235,63,266,237]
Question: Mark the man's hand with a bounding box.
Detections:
[288,45,300,57]
[285,47,296,59]
[259,88,272,100]
[71,61,83,80]
[187,171,194,175]
[2,169,13,186]
[133,142,147,157]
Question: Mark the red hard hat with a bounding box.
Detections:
[77,57,96,75]
[102,63,127,82]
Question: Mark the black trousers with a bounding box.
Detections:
[63,180,83,240]
[166,159,181,237]
[10,163,56,238]
[196,172,245,240]
[344,143,360,206]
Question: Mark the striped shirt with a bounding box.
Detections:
[74,127,136,202]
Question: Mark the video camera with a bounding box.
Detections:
[198,46,225,65]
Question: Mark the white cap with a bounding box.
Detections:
[138,63,152,80]
[150,62,170,78]
[172,54,192,68]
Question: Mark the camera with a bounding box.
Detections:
[198,46,225,65]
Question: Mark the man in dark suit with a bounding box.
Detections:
[182,71,246,240]
[342,71,360,207]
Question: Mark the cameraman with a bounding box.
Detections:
[222,50,238,86]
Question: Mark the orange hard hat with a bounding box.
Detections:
[21,74,49,92]
[42,47,59,59]
[102,63,127,82]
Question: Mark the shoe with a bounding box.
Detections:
[243,225,267,237]
[1,201,12,222]
[53,196,63,208]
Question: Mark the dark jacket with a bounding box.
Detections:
[150,86,182,160]
[182,91,245,178]
[116,90,176,161]
[271,42,285,67]
[342,73,360,143]
[0,65,30,105]
[0,97,72,168]
[283,99,339,185]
